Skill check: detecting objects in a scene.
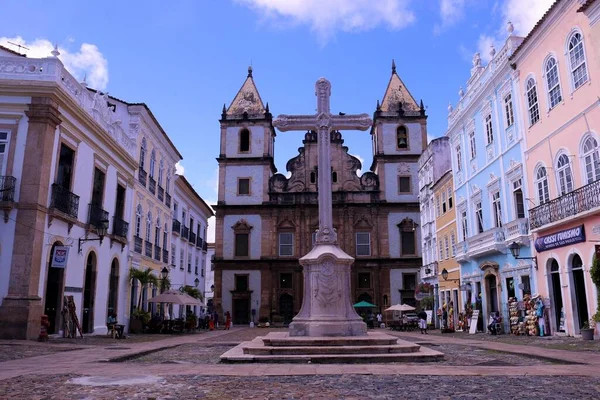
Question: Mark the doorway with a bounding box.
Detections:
[550,259,564,332]
[279,293,294,324]
[233,298,250,325]
[107,259,119,319]
[82,253,97,334]
[44,242,65,334]
[571,254,589,333]
[485,274,499,315]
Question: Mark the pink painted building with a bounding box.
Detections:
[511,0,600,336]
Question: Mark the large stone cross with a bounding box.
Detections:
[274,78,372,245]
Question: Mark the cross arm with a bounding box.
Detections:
[330,114,373,131]
[273,115,318,131]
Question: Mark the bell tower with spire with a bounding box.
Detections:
[370,60,428,204]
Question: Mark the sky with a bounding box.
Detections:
[1,0,554,240]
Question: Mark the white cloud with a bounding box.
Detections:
[207,216,216,243]
[477,34,498,63]
[435,0,467,34]
[502,0,554,36]
[175,161,185,175]
[0,36,109,90]
[235,0,416,42]
[350,153,365,176]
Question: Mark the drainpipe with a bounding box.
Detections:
[434,283,439,329]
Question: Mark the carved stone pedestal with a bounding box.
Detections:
[288,244,367,337]
[0,295,43,339]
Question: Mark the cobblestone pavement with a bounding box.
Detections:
[0,343,83,362]
[1,374,600,399]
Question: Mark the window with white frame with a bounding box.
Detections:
[195,256,199,275]
[135,204,142,237]
[187,253,192,272]
[469,131,476,159]
[513,179,525,219]
[0,131,8,174]
[149,149,156,178]
[556,154,574,195]
[455,145,462,172]
[158,159,164,186]
[568,32,588,89]
[279,232,294,256]
[179,249,184,270]
[504,93,514,127]
[139,137,147,169]
[492,191,502,228]
[450,232,456,256]
[444,236,449,260]
[356,232,371,256]
[582,136,600,184]
[163,223,168,247]
[436,195,441,217]
[146,211,152,242]
[461,210,468,240]
[526,78,540,126]
[447,187,453,209]
[439,240,444,260]
[545,57,562,109]
[485,114,494,144]
[442,192,447,214]
[171,244,176,265]
[535,166,550,205]
[475,202,484,234]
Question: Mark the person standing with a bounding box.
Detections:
[225,311,231,330]
[376,313,383,327]
[418,310,428,334]
[214,311,219,329]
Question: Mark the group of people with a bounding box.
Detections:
[200,310,231,331]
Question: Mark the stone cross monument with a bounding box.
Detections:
[273,78,372,336]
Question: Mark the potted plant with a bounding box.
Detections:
[129,267,158,333]
[581,319,595,340]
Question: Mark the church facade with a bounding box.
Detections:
[213,65,427,325]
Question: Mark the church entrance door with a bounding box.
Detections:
[279,294,294,324]
[82,253,97,334]
[44,243,65,334]
[233,298,250,325]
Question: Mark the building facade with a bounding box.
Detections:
[0,46,137,338]
[213,65,426,325]
[511,0,600,335]
[447,26,535,333]
[204,242,215,311]
[169,175,213,318]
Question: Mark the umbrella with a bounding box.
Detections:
[148,290,204,306]
[385,303,416,312]
[353,300,377,308]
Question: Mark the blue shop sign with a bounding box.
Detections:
[534,225,586,252]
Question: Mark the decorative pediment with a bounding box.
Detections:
[231,219,253,233]
[505,161,523,182]
[397,217,417,231]
[354,216,373,229]
[277,219,296,229]
[486,173,500,192]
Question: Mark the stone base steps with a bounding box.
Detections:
[245,344,421,355]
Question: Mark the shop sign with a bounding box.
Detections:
[534,225,585,253]
[51,246,69,268]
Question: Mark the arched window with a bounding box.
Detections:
[545,57,562,109]
[396,126,408,149]
[135,204,142,237]
[534,166,550,205]
[166,171,171,194]
[526,78,540,126]
[163,223,168,248]
[146,211,152,242]
[332,171,338,183]
[149,149,156,178]
[155,215,161,245]
[239,128,250,152]
[139,138,147,169]
[582,136,600,184]
[568,32,588,89]
[310,171,316,184]
[556,154,573,195]
[158,159,164,186]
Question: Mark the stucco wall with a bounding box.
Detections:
[224,165,264,205]
[222,214,262,259]
[225,126,265,158]
[388,212,421,258]
[381,122,423,155]
[221,269,261,319]
[383,163,418,203]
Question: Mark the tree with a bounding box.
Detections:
[129,267,159,310]
[182,285,204,302]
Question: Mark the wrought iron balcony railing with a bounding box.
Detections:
[134,236,143,254]
[154,244,161,261]
[138,168,147,187]
[0,176,16,202]
[144,240,153,258]
[112,215,129,239]
[529,179,600,229]
[88,203,109,228]
[172,219,181,235]
[162,248,169,264]
[189,231,196,245]
[148,176,156,195]
[50,184,80,219]
[202,241,208,251]
[157,185,164,202]
[182,225,189,239]
[165,192,171,208]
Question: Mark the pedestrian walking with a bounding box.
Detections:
[225,311,231,330]
[418,310,428,334]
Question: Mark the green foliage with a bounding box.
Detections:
[591,255,600,323]
[182,285,203,301]
[420,296,434,310]
[129,267,159,309]
[160,276,171,293]
[132,309,151,324]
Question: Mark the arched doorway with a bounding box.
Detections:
[549,259,564,333]
[44,242,65,334]
[279,293,294,324]
[82,252,97,333]
[107,259,119,319]
[571,254,589,333]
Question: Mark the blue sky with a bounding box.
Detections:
[1,0,553,238]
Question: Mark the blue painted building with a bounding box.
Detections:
[446,26,536,333]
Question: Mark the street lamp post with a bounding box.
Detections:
[508,242,538,269]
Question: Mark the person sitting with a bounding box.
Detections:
[488,312,500,335]
[107,313,125,338]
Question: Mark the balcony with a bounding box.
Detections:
[112,215,129,240]
[0,176,16,222]
[197,236,203,249]
[454,242,468,263]
[182,225,189,239]
[154,244,161,261]
[422,261,438,278]
[422,221,434,240]
[87,203,109,230]
[165,192,171,208]
[148,176,156,195]
[202,241,208,252]
[172,219,181,235]
[157,185,164,202]
[504,218,529,245]
[134,236,143,254]
[144,240,152,258]
[529,179,600,230]
[189,231,196,245]
[50,184,80,220]
[466,227,506,259]
[162,248,169,264]
[138,168,147,188]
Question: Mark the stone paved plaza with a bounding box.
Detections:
[1,327,600,399]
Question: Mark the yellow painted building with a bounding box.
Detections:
[433,170,461,329]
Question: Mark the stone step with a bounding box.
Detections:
[221,350,444,364]
[263,337,399,347]
[244,343,421,356]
